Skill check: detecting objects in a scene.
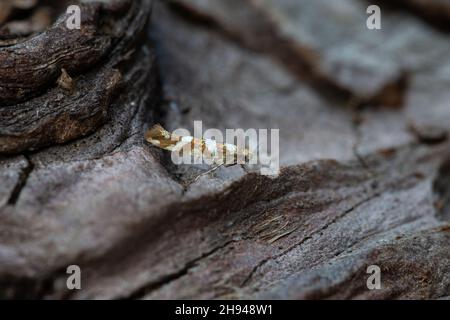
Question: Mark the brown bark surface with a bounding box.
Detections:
[0,0,449,299]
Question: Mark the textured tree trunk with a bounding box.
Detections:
[0,0,449,300]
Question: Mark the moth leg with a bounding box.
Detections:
[191,164,224,184]
[240,164,251,174]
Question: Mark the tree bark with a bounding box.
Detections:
[0,0,449,300]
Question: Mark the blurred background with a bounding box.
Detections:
[152,0,450,167]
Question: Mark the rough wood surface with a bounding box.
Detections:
[0,0,152,154]
[0,0,449,299]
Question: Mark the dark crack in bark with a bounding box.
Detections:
[125,240,238,300]
[433,157,450,222]
[6,154,33,205]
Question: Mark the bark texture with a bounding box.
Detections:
[0,0,449,300]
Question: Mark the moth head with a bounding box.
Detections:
[145,124,171,145]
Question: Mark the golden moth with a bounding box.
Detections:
[145,124,253,167]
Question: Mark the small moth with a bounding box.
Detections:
[145,124,253,179]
